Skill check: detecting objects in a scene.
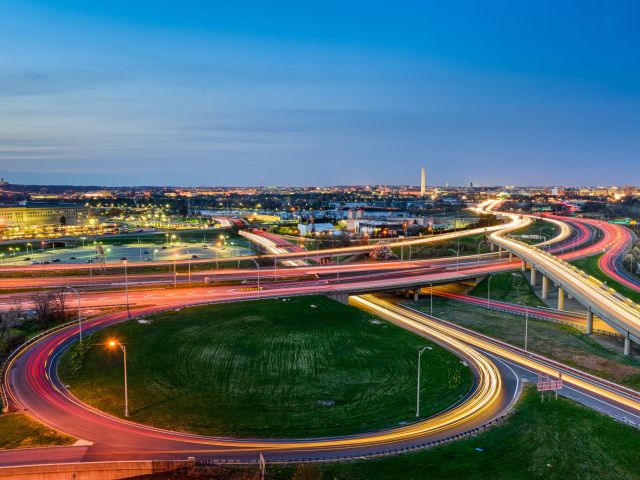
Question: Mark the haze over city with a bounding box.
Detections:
[1,1,639,186]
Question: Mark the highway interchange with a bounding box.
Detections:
[1,200,640,467]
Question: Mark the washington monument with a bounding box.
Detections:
[420,167,426,196]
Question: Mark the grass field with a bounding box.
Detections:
[393,233,491,260]
[260,386,640,480]
[510,218,559,244]
[469,272,545,306]
[572,254,640,304]
[0,413,75,450]
[59,296,473,438]
[411,297,640,389]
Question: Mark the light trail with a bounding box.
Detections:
[354,295,640,413]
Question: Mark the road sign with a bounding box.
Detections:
[538,372,563,401]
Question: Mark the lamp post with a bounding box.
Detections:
[456,237,460,272]
[66,286,83,342]
[250,258,261,299]
[107,340,129,417]
[124,260,130,318]
[429,283,433,316]
[416,346,429,417]
[173,255,177,288]
[153,249,158,262]
[487,274,495,308]
[518,302,529,351]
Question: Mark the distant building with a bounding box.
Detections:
[297,222,338,236]
[0,204,90,227]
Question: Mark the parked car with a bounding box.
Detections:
[120,257,127,261]
[52,258,61,263]
[23,257,31,261]
[69,256,77,260]
[191,255,198,259]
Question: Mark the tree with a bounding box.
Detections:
[31,292,57,330]
[52,288,69,321]
[0,298,23,342]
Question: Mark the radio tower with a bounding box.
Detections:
[420,166,426,196]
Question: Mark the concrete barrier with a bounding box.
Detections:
[0,459,194,479]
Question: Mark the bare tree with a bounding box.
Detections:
[52,288,69,322]
[31,292,56,331]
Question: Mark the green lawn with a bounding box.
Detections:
[510,218,558,244]
[263,387,640,480]
[412,297,640,389]
[572,254,640,304]
[0,413,75,450]
[59,296,472,438]
[469,272,545,307]
[394,233,491,260]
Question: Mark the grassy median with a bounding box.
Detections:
[269,386,640,480]
[0,413,75,450]
[412,297,640,389]
[59,295,472,438]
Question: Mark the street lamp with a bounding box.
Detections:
[416,346,430,417]
[107,340,129,417]
[124,260,130,318]
[173,254,177,288]
[518,302,529,351]
[153,249,158,261]
[250,258,261,299]
[66,286,83,341]
[487,274,495,308]
[429,283,434,316]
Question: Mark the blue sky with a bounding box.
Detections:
[0,1,638,186]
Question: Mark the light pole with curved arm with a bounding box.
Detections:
[250,258,261,299]
[107,340,128,417]
[65,286,83,342]
[517,301,529,351]
[487,274,495,308]
[416,346,430,417]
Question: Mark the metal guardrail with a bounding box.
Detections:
[193,411,514,466]
[1,318,79,412]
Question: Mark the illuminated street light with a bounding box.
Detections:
[107,340,129,417]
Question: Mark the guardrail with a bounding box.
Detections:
[1,318,79,412]
[193,411,514,466]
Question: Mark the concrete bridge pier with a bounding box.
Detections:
[558,287,565,311]
[541,275,549,300]
[521,260,526,272]
[586,308,593,335]
[414,291,420,301]
[624,336,632,356]
[509,252,513,261]
[530,267,537,286]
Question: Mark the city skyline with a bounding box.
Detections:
[1,1,639,187]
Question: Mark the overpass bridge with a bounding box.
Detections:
[488,212,640,355]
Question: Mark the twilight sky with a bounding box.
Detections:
[0,1,639,187]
